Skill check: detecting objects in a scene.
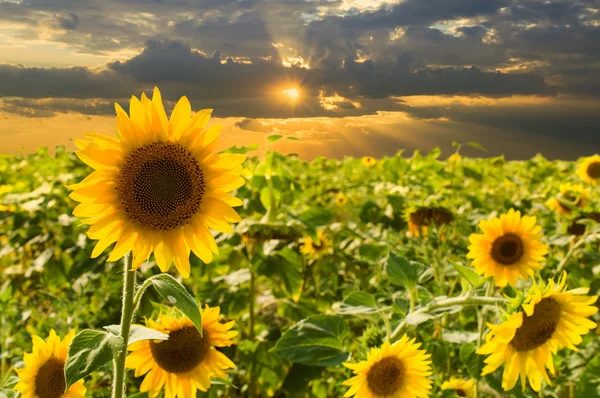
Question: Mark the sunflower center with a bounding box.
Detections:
[510,298,561,352]
[34,357,66,398]
[456,389,467,397]
[366,357,404,396]
[150,326,209,373]
[491,233,524,265]
[586,161,600,179]
[118,142,205,230]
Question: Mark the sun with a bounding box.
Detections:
[283,87,300,100]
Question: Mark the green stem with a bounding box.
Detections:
[0,309,5,383]
[266,175,277,223]
[474,282,495,398]
[247,244,257,398]
[408,289,416,313]
[555,234,587,275]
[379,313,392,341]
[390,295,506,342]
[132,277,154,312]
[112,252,136,398]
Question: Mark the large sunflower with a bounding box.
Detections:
[342,335,432,398]
[69,88,245,277]
[577,154,600,184]
[14,330,87,398]
[467,209,548,287]
[126,306,237,398]
[477,273,598,392]
[546,183,588,215]
[440,377,474,397]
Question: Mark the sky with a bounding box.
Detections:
[0,0,599,160]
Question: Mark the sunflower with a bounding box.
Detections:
[546,183,588,215]
[440,377,474,397]
[68,87,245,277]
[478,272,598,392]
[336,193,349,207]
[300,229,333,258]
[14,330,87,398]
[467,209,548,287]
[362,156,376,167]
[126,306,237,398]
[567,212,600,236]
[342,335,432,398]
[577,154,600,184]
[406,206,453,238]
[448,152,462,164]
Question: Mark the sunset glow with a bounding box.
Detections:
[283,88,300,100]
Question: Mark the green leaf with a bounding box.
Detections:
[450,261,486,288]
[65,329,124,389]
[223,143,259,154]
[460,343,482,380]
[2,376,19,389]
[262,248,303,301]
[467,141,488,153]
[338,291,385,315]
[282,363,323,393]
[104,325,169,346]
[271,315,350,367]
[285,136,301,141]
[267,134,284,143]
[147,274,203,334]
[299,207,334,227]
[0,389,19,398]
[385,253,421,291]
[575,353,600,397]
[358,244,389,261]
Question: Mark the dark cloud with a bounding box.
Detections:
[57,13,80,30]
[0,65,134,98]
[1,98,114,117]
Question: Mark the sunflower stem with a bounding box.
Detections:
[379,313,392,341]
[390,294,506,342]
[112,252,136,398]
[474,282,495,398]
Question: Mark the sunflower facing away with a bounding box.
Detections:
[362,156,376,167]
[406,206,454,238]
[477,272,598,392]
[14,330,86,398]
[440,377,474,397]
[577,154,600,184]
[546,183,588,215]
[69,87,245,277]
[300,229,333,258]
[126,306,237,398]
[467,209,548,287]
[343,335,432,398]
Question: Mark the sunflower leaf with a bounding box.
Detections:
[338,291,387,315]
[64,329,124,390]
[460,343,482,380]
[104,325,169,346]
[386,253,421,291]
[575,353,600,397]
[270,315,350,367]
[450,261,486,288]
[147,274,203,335]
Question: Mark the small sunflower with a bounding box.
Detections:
[126,306,237,398]
[336,193,349,207]
[440,377,474,397]
[362,156,376,167]
[448,152,462,164]
[300,229,333,258]
[406,206,453,238]
[546,183,588,215]
[343,335,432,398]
[567,212,600,236]
[14,330,87,398]
[478,272,598,392]
[69,87,245,277]
[467,209,548,287]
[577,154,600,184]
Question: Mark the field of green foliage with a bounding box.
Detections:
[1,144,599,398]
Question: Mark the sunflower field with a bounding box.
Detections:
[0,92,599,398]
